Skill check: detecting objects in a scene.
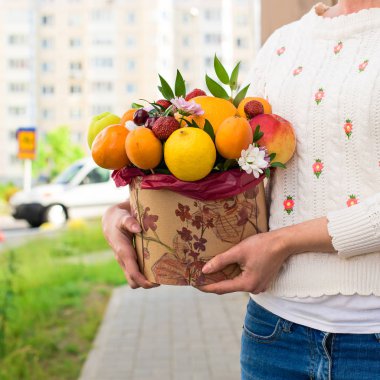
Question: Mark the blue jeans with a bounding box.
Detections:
[241,299,380,380]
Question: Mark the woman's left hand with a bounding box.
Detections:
[197,230,290,295]
[197,217,335,295]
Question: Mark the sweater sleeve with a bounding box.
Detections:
[327,192,380,259]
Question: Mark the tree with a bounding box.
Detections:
[32,126,85,181]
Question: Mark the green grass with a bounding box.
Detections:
[0,221,126,380]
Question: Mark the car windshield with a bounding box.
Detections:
[52,162,84,184]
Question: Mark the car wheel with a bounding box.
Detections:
[44,204,68,226]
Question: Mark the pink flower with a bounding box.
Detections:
[283,196,294,215]
[313,159,324,178]
[277,46,286,56]
[171,97,204,116]
[347,195,358,207]
[334,41,343,55]
[344,119,353,139]
[315,88,325,105]
[293,66,303,76]
[359,60,369,72]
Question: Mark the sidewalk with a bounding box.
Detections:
[79,285,248,380]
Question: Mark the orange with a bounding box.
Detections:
[91,124,130,170]
[125,128,163,170]
[120,109,136,126]
[237,97,272,118]
[215,116,253,159]
[178,96,237,133]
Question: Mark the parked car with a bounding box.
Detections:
[9,158,128,227]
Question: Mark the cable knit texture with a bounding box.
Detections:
[250,4,380,297]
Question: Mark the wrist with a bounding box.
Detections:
[270,228,294,260]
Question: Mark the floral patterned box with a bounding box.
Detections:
[130,176,268,286]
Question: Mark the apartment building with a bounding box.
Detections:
[0,0,260,182]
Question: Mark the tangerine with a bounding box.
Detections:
[91,124,130,170]
[215,116,253,159]
[120,109,136,126]
[125,128,163,170]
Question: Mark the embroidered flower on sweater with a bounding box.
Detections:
[359,59,369,72]
[347,195,358,207]
[277,46,286,56]
[344,119,353,139]
[334,41,343,55]
[293,66,303,76]
[313,159,324,178]
[283,196,295,215]
[315,88,325,105]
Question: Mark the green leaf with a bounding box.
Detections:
[158,75,175,100]
[229,61,241,90]
[175,70,186,97]
[269,153,276,161]
[223,159,237,171]
[203,119,215,141]
[271,162,287,169]
[205,75,230,100]
[265,168,271,178]
[233,84,250,107]
[253,124,264,143]
[214,55,230,85]
[131,103,143,109]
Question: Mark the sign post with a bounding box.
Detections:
[17,127,37,192]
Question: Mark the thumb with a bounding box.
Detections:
[202,246,240,274]
[121,215,142,233]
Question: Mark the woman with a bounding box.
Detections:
[103,1,380,378]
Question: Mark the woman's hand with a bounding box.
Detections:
[198,217,336,295]
[102,200,159,289]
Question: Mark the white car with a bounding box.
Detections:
[10,158,129,227]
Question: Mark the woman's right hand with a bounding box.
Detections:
[102,200,159,289]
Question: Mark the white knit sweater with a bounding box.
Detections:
[251,4,380,297]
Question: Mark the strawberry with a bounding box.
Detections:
[152,116,180,140]
[156,99,172,110]
[185,89,207,101]
[244,100,264,119]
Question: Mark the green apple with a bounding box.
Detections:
[87,112,121,148]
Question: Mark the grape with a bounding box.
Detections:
[133,109,149,126]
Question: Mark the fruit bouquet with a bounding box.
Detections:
[88,56,296,286]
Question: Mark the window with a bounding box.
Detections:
[8,34,27,45]
[93,37,113,46]
[126,12,135,23]
[41,38,54,49]
[182,12,190,23]
[183,59,191,71]
[182,36,190,47]
[70,108,82,119]
[9,130,17,140]
[236,37,247,48]
[204,8,221,21]
[68,14,82,26]
[204,33,221,45]
[92,81,113,93]
[92,105,112,115]
[91,10,112,23]
[126,83,136,93]
[9,83,29,93]
[70,61,82,71]
[8,59,29,69]
[41,15,54,25]
[80,168,109,185]
[91,57,113,68]
[41,85,55,95]
[9,106,27,116]
[70,85,82,94]
[41,108,54,120]
[69,38,81,48]
[126,36,136,47]
[127,59,135,71]
[205,56,213,68]
[236,13,248,25]
[41,61,54,73]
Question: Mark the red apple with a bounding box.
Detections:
[249,114,296,164]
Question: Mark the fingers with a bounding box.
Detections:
[202,245,241,274]
[197,275,247,295]
[120,215,142,234]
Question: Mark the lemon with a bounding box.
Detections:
[164,128,216,182]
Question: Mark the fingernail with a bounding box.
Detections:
[131,224,141,233]
[202,264,210,274]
